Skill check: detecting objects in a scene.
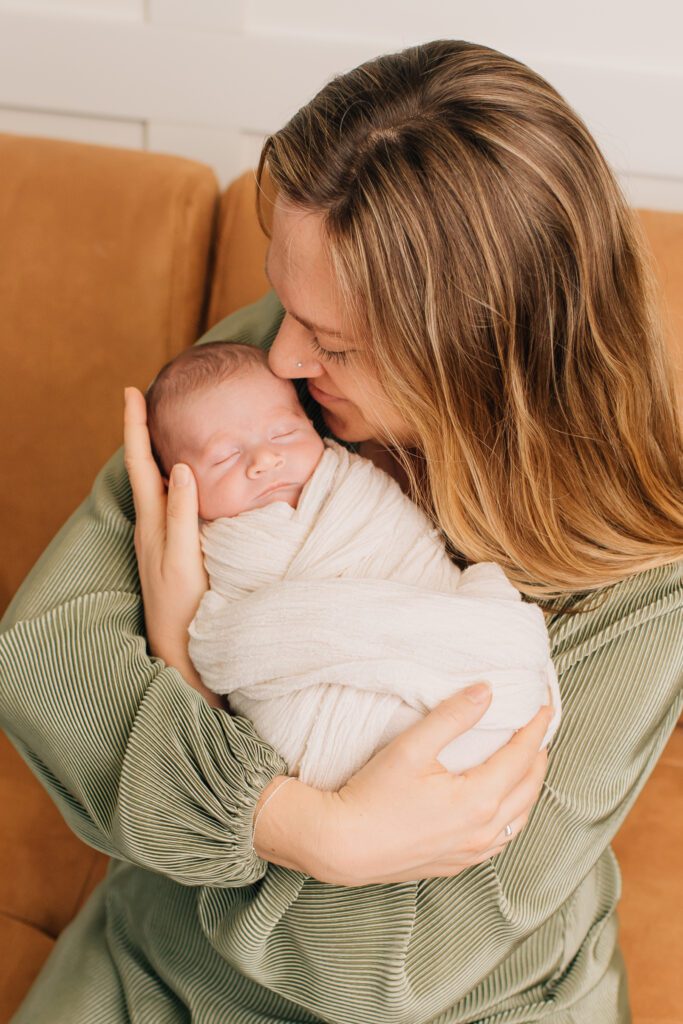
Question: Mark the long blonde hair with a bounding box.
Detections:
[258,40,683,597]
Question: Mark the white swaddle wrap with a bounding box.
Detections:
[189,440,561,791]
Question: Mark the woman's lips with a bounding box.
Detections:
[307,381,346,404]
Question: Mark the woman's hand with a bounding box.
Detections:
[321,683,552,885]
[123,387,220,708]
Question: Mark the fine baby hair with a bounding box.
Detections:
[145,341,269,478]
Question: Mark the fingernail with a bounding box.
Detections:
[463,683,490,703]
[124,387,131,403]
[172,464,189,487]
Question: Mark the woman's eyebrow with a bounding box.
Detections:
[263,258,344,339]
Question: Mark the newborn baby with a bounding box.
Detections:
[147,341,325,521]
[147,340,561,791]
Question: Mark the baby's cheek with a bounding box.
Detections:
[198,476,240,520]
[306,434,326,470]
[196,480,217,521]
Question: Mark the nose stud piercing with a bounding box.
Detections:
[295,361,303,368]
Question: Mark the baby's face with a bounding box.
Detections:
[170,367,325,520]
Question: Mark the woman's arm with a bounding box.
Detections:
[254,697,551,881]
[0,298,292,887]
[0,442,546,889]
[0,448,285,886]
[0,293,547,891]
[119,349,553,887]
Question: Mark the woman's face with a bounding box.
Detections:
[266,199,413,445]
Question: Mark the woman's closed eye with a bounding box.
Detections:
[310,335,350,365]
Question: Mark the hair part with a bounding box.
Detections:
[145,341,268,476]
[259,39,683,598]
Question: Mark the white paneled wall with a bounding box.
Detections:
[0,0,682,209]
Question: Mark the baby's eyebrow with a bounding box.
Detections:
[200,430,238,457]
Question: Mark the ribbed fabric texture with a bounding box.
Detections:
[1,291,681,1024]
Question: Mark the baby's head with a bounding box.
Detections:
[146,342,325,520]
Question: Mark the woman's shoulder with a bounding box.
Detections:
[541,559,683,671]
[197,291,284,350]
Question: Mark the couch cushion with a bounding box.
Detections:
[0,134,218,615]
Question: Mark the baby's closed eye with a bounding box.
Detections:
[271,427,300,439]
[212,451,240,467]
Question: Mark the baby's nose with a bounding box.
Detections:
[246,447,285,478]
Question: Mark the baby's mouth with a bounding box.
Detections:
[257,482,298,499]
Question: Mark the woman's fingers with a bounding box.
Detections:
[396,684,492,766]
[445,750,547,871]
[464,811,529,865]
[122,390,208,664]
[164,464,206,584]
[123,387,165,531]
[485,748,547,842]
[468,704,553,799]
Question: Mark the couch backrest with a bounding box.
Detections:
[205,168,274,327]
[0,134,217,613]
[635,209,683,399]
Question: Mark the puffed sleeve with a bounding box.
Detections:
[0,293,291,888]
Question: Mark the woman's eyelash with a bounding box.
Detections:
[310,336,349,364]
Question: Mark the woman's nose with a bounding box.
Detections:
[268,314,323,380]
[246,446,285,479]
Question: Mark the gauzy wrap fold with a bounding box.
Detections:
[189,440,562,791]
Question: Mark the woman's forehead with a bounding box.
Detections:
[267,202,345,339]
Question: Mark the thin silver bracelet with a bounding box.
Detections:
[251,776,296,856]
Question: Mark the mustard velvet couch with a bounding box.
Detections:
[0,133,681,1024]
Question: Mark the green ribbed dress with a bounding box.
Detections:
[1,293,681,1024]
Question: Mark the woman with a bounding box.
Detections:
[2,39,681,1024]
